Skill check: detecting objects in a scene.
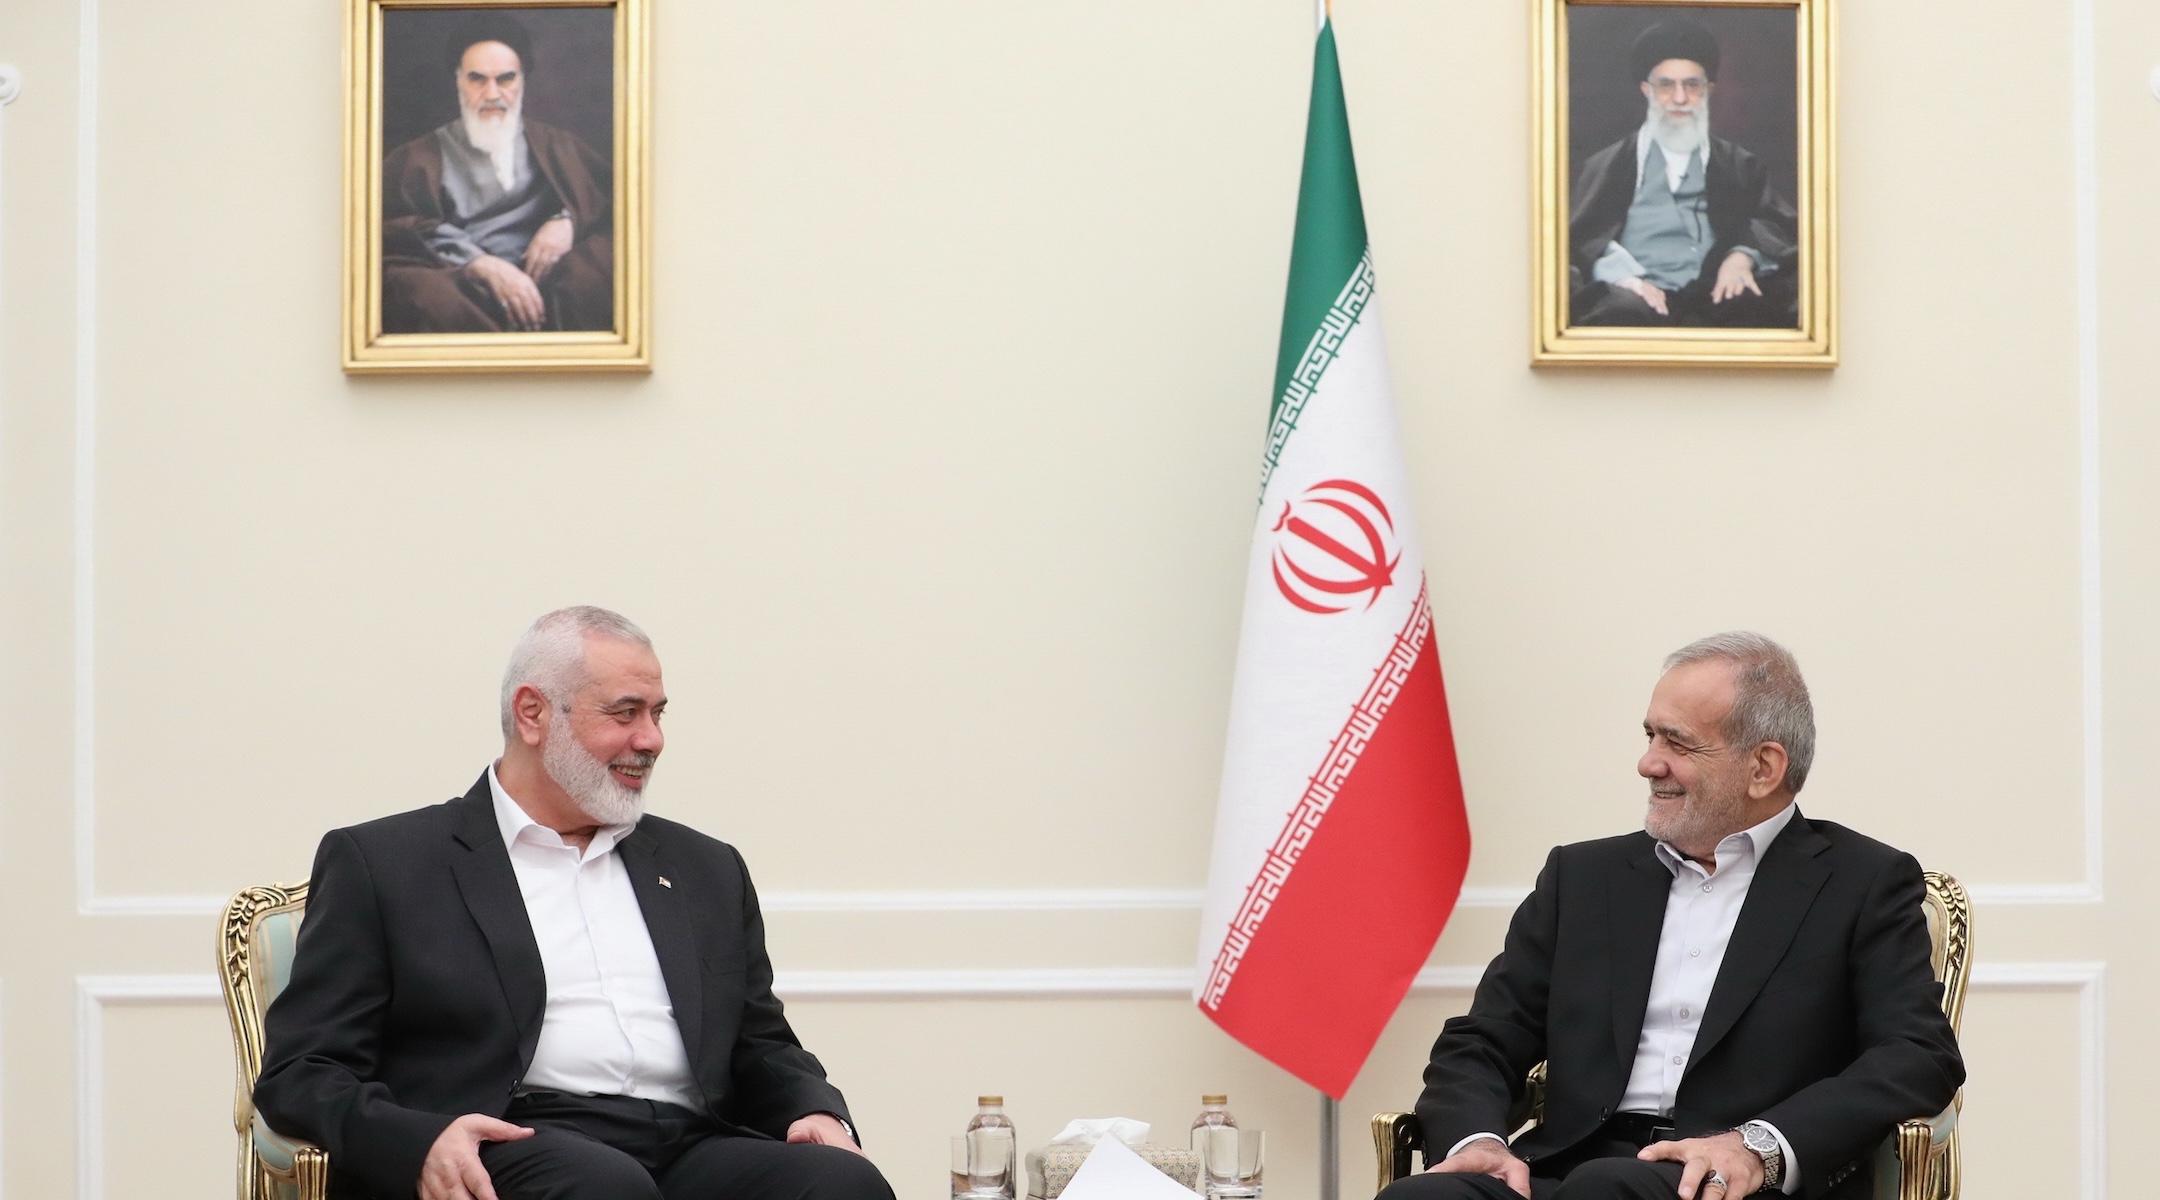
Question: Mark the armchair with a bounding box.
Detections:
[218,881,326,1200]
[1372,871,1972,1200]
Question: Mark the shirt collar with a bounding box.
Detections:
[488,762,632,859]
[1653,800,1798,877]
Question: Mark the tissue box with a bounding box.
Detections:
[1025,1145,1200,1198]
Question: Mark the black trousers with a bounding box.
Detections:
[1375,1122,1690,1200]
[478,1093,896,1200]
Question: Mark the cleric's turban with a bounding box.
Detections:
[1629,18,1721,83]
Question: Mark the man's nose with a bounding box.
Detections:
[1638,747,1666,778]
[630,715,664,753]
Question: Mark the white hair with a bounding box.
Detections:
[499,606,652,738]
[1663,631,1816,793]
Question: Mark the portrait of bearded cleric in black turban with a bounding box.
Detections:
[1565,7,1801,330]
[377,8,616,335]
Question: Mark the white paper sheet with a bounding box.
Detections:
[1055,1134,1201,1200]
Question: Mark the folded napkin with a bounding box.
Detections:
[1045,1118,1151,1149]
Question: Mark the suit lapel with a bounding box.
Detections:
[447,777,548,1067]
[619,825,704,1066]
[1687,813,1831,1070]
[1608,835,1675,1075]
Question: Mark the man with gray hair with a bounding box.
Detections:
[256,607,894,1200]
[1381,633,1962,1200]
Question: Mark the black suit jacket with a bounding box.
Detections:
[1415,814,1963,1200]
[1567,133,1800,296]
[254,776,851,1200]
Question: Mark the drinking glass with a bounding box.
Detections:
[1203,1128,1263,1199]
[949,1129,1016,1200]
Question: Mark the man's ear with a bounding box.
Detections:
[1747,741,1791,800]
[513,684,551,748]
[1641,79,1655,101]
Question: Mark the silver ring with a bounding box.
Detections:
[1706,1171,1729,1192]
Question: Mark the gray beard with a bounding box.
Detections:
[541,719,650,826]
[1643,769,1750,853]
[1646,96,1709,164]
[457,96,523,191]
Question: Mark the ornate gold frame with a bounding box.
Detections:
[1531,0,1836,368]
[342,0,651,373]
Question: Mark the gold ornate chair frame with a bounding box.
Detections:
[219,881,327,1200]
[1373,872,1972,1200]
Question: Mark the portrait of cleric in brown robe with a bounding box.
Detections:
[380,11,614,334]
[1567,11,1800,329]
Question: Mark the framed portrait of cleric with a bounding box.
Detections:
[343,0,649,372]
[1532,0,1835,367]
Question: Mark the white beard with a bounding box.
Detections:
[541,719,652,826]
[458,92,524,192]
[1646,94,1710,165]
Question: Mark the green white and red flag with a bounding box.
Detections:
[1195,19,1472,1099]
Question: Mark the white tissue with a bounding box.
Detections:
[1046,1117,1151,1148]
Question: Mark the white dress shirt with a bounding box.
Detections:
[489,765,704,1113]
[1449,803,1802,1192]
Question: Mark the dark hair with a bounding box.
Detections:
[1629,18,1720,83]
[443,13,534,78]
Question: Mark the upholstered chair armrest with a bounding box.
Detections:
[253,1112,330,1200]
[1373,1112,1423,1190]
[1872,1098,1958,1200]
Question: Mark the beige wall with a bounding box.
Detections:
[0,0,2149,1196]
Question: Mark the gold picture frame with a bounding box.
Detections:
[1532,0,1835,367]
[343,0,649,373]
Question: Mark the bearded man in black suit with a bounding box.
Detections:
[1378,633,1962,1200]
[1568,20,1800,328]
[255,607,894,1200]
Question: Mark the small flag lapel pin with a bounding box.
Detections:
[657,876,673,889]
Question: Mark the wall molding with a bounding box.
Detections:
[74,974,223,1200]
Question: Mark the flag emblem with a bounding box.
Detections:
[1270,478,1400,614]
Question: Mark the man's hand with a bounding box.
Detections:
[521,216,575,282]
[1710,250,1764,304]
[1639,1131,1765,1200]
[786,1112,866,1156]
[462,255,546,331]
[1425,1135,1530,1199]
[419,1113,534,1200]
[1617,276,1670,316]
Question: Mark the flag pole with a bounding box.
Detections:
[1317,7,1340,1196]
[1320,1092,1341,1200]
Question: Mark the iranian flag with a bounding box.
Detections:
[1194,18,1472,1099]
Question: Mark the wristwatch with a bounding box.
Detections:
[1735,1121,1784,1190]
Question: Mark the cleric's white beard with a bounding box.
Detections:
[1646,95,1709,163]
[541,720,650,826]
[458,93,524,191]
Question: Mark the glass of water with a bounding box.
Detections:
[950,1129,1016,1199]
[1202,1128,1263,1199]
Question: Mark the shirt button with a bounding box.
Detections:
[1700,883,1713,893]
[1679,1007,1690,1019]
[1690,947,1701,957]
[1672,1056,1684,1065]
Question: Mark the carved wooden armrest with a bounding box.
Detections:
[1891,1099,1958,1200]
[1373,1111,1422,1191]
[253,1112,329,1200]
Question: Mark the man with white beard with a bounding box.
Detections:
[1567,19,1800,328]
[381,17,614,333]
[256,607,895,1200]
